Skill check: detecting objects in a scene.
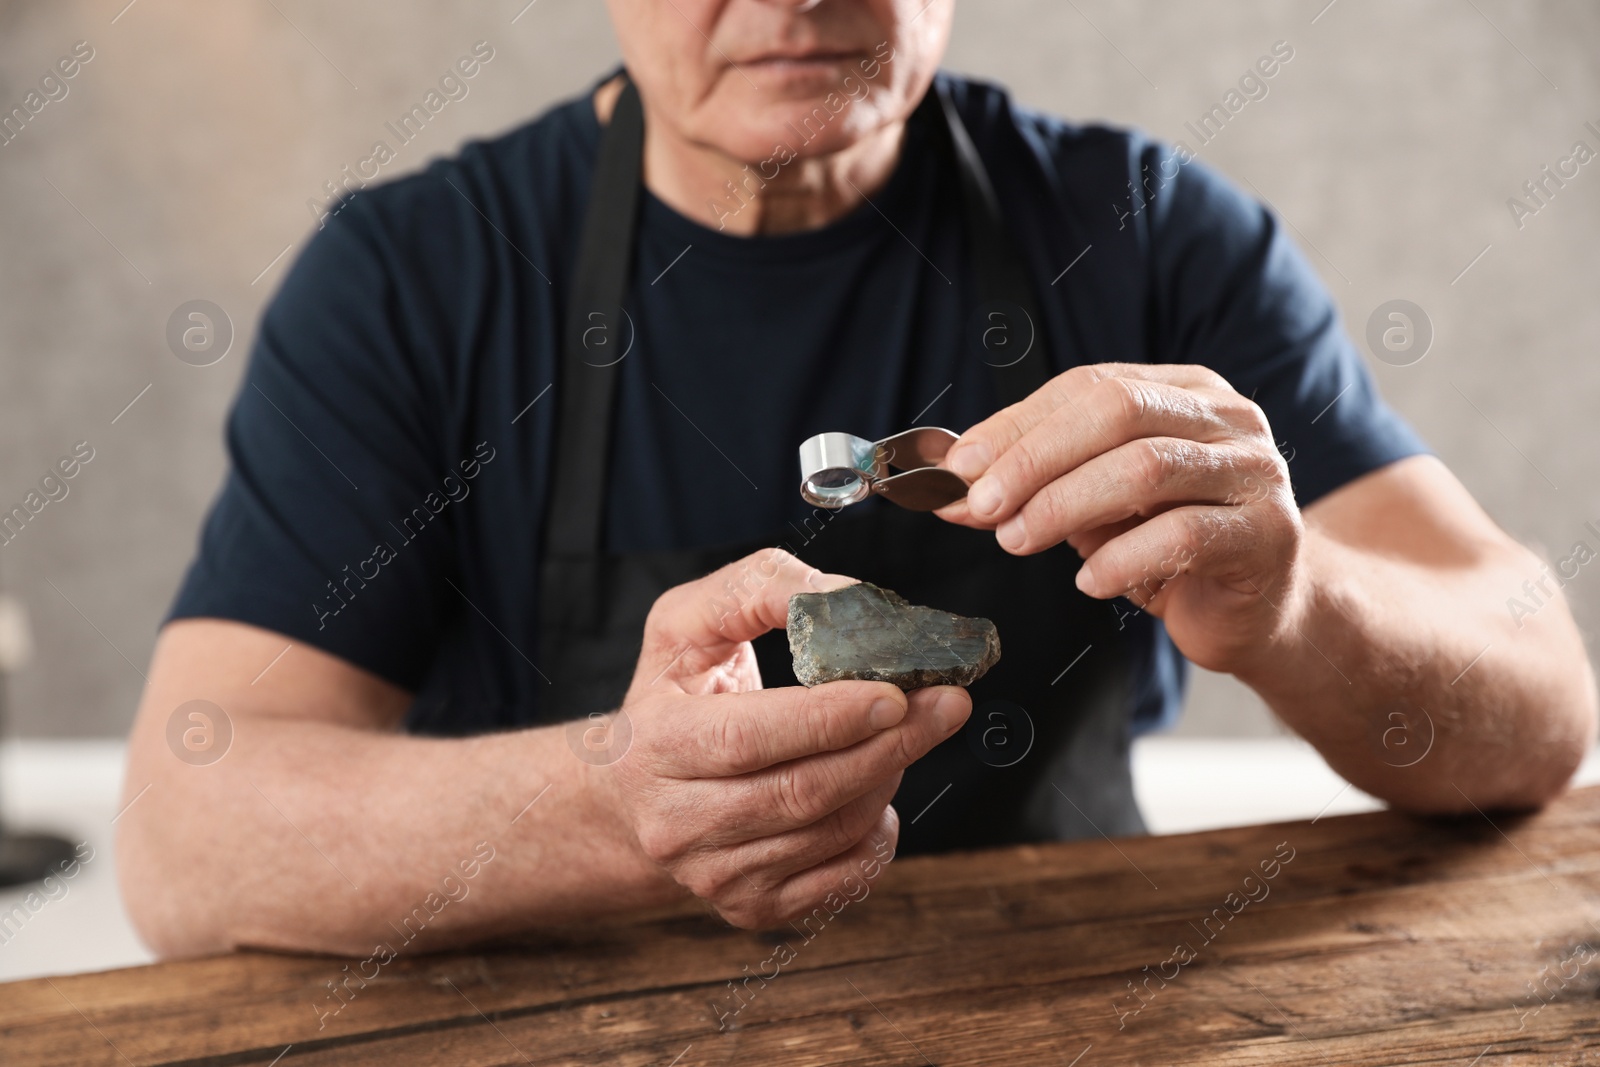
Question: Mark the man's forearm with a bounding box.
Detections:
[118,713,682,958]
[1237,528,1597,812]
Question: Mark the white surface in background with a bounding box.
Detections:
[1,738,1596,983]
[0,741,153,983]
[1133,735,1382,833]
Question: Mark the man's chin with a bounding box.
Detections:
[707,103,878,164]
[740,54,870,95]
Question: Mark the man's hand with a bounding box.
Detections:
[599,549,971,929]
[938,363,1303,674]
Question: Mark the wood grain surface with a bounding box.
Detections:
[5,786,1600,1066]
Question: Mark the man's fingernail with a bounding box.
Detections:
[869,697,905,730]
[996,517,1025,551]
[934,690,969,732]
[811,572,857,592]
[967,477,1002,518]
[1075,559,1098,595]
[947,442,991,481]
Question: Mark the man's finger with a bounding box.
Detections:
[943,363,1232,486]
[723,773,902,888]
[931,495,984,528]
[959,378,1247,528]
[993,439,1273,555]
[659,680,910,779]
[936,366,1234,529]
[762,808,900,924]
[728,686,969,836]
[1064,516,1142,560]
[664,686,966,846]
[1074,503,1266,603]
[640,548,856,666]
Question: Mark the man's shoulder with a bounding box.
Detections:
[943,73,1269,255]
[935,70,1198,248]
[311,84,601,266]
[258,87,604,398]
[938,71,1152,180]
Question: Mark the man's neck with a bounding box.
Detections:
[593,78,905,237]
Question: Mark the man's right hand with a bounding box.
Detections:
[598,549,971,929]
[117,550,969,958]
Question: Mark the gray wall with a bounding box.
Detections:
[0,0,1595,738]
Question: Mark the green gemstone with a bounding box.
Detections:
[787,582,1001,690]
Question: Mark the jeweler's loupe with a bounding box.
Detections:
[797,427,969,511]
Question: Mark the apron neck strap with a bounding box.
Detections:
[545,78,645,559]
[546,73,1048,560]
[931,78,1050,409]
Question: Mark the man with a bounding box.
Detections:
[118,0,1594,959]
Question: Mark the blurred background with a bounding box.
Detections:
[1,0,1596,979]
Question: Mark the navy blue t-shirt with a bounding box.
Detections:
[171,72,1426,737]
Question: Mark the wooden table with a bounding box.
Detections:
[7,787,1600,1066]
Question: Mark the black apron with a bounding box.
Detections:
[537,76,1145,853]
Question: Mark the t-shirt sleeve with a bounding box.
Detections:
[1142,143,1429,507]
[169,196,455,691]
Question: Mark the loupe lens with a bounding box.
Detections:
[803,468,870,508]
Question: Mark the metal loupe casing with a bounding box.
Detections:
[797,427,969,511]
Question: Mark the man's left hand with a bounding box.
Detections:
[937,363,1304,674]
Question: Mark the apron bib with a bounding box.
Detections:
[537,76,1146,853]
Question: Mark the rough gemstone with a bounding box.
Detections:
[787,582,1001,690]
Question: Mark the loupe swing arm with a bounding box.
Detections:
[797,427,969,512]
